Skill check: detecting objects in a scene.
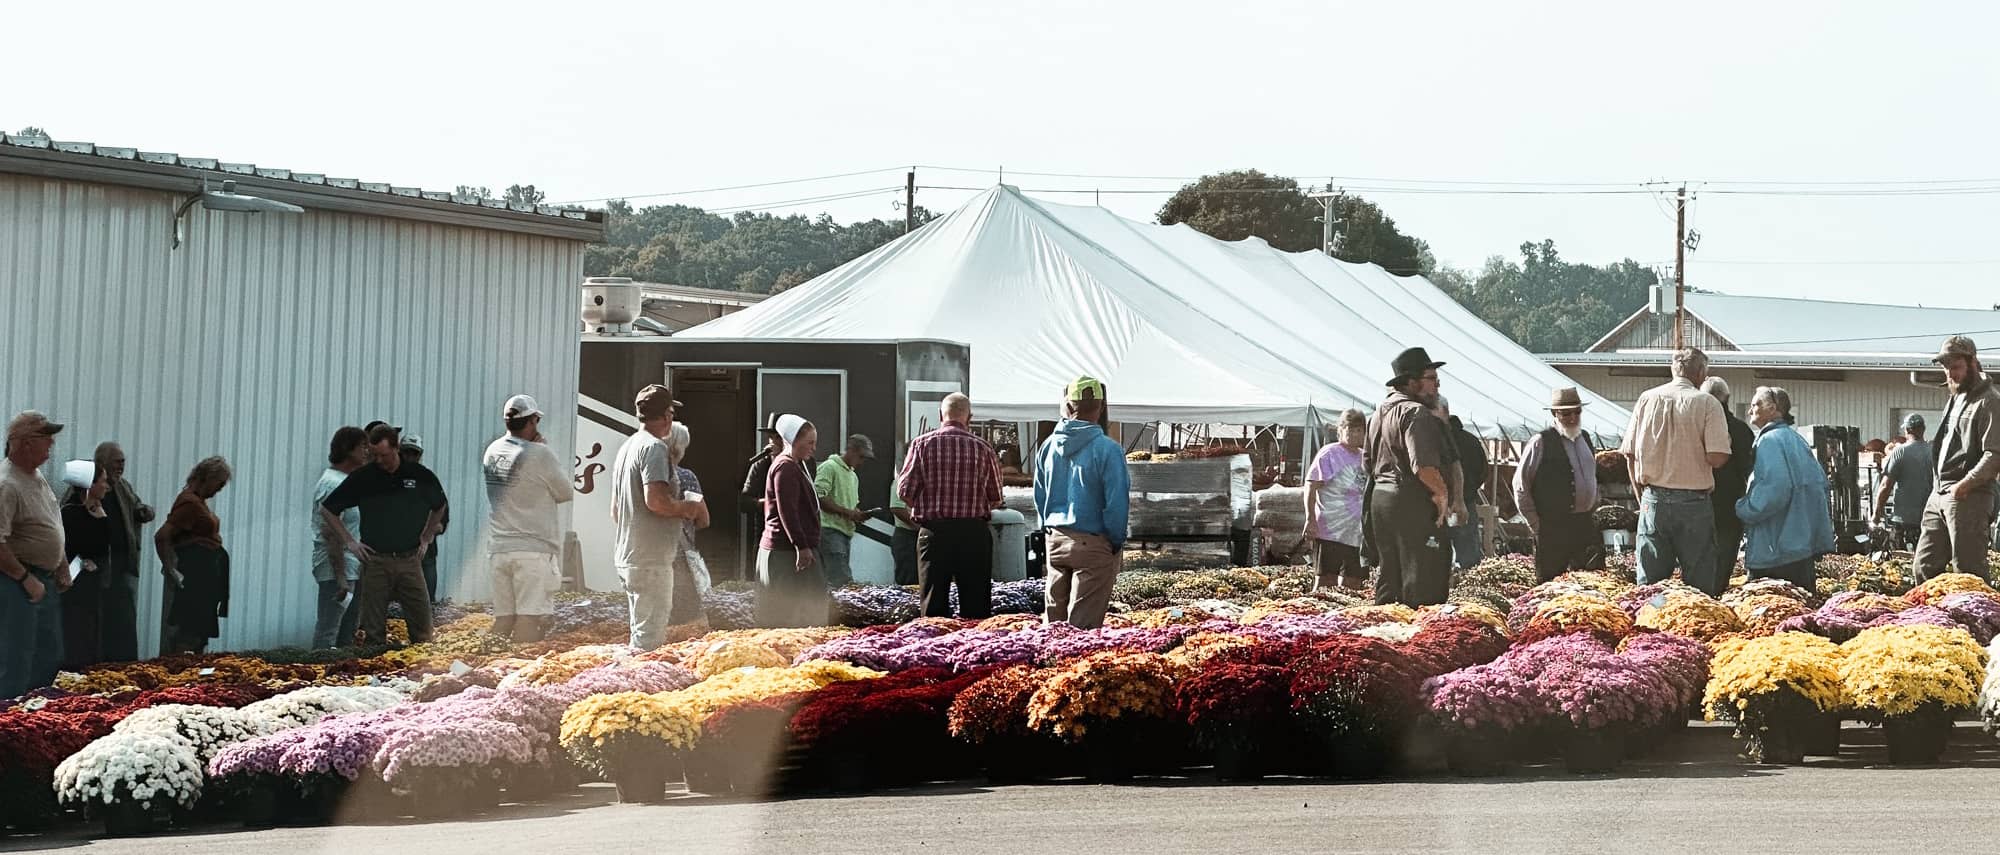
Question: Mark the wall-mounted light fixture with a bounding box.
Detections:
[172,177,305,249]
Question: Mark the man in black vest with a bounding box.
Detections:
[1512,387,1603,582]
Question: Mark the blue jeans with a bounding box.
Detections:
[313,577,362,649]
[819,531,853,587]
[1449,497,1483,570]
[0,569,64,700]
[1638,487,1721,595]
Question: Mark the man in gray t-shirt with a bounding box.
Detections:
[1875,413,1935,550]
[609,385,701,650]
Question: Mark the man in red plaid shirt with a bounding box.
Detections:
[898,393,1003,618]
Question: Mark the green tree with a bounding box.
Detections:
[13,126,49,138]
[581,199,938,293]
[1157,170,1433,273]
[454,185,492,200]
[1436,240,1654,353]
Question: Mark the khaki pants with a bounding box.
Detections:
[1915,489,1994,582]
[360,552,434,645]
[1044,529,1119,629]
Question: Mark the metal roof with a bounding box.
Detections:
[0,133,604,242]
[636,281,770,307]
[1590,291,2000,355]
[1540,350,1939,370]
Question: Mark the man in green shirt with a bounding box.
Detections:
[814,434,874,587]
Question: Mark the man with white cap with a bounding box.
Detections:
[610,385,705,648]
[0,411,70,698]
[483,394,576,642]
[758,413,829,626]
[1914,335,2000,582]
[1513,388,1603,582]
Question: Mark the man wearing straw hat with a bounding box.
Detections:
[1513,387,1604,582]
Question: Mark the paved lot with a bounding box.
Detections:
[11,724,1997,855]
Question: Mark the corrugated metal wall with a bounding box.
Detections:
[0,175,583,656]
[1557,366,1942,440]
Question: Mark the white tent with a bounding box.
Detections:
[680,186,1630,438]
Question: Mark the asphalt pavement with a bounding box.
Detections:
[12,723,1997,855]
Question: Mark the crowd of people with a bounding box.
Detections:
[4,333,1994,699]
[1300,335,1998,611]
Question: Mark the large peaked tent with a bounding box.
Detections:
[680,186,1630,438]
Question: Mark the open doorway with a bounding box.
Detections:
[669,364,759,581]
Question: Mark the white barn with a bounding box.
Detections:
[0,134,604,656]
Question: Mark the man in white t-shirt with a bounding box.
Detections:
[482,395,576,642]
[609,385,703,650]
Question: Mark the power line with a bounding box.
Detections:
[917,184,1658,197]
[1691,258,2000,266]
[704,186,902,215]
[555,167,907,205]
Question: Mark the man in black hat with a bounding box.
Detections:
[1363,347,1454,606]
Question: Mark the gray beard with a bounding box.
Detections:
[1555,422,1583,441]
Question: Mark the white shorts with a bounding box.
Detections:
[491,551,561,617]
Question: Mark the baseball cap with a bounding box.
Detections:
[1903,413,1926,431]
[503,394,543,420]
[6,411,62,441]
[400,433,425,452]
[1064,376,1106,402]
[848,434,875,459]
[635,384,681,420]
[1934,335,1978,364]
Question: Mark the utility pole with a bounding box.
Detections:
[1308,182,1342,257]
[904,169,916,235]
[1673,184,1687,350]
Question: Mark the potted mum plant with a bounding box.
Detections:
[1702,632,1846,764]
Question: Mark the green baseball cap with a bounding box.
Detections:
[1064,376,1105,402]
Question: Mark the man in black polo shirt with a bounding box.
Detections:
[320,424,447,645]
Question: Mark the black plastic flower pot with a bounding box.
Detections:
[1324,730,1394,780]
[1883,705,1951,765]
[1445,729,1510,778]
[1803,710,1842,756]
[680,751,731,796]
[982,736,1043,784]
[610,763,670,804]
[1561,728,1624,774]
[1082,739,1134,784]
[101,799,170,837]
[1209,737,1265,782]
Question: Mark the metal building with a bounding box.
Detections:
[0,134,605,656]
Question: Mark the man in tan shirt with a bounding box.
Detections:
[0,411,71,699]
[1620,348,1732,594]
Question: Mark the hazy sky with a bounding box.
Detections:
[12,0,1997,309]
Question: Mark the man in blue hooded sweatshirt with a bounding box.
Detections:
[1034,377,1131,629]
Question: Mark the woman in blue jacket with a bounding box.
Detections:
[1734,387,1835,589]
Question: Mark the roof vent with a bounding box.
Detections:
[582,277,642,335]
